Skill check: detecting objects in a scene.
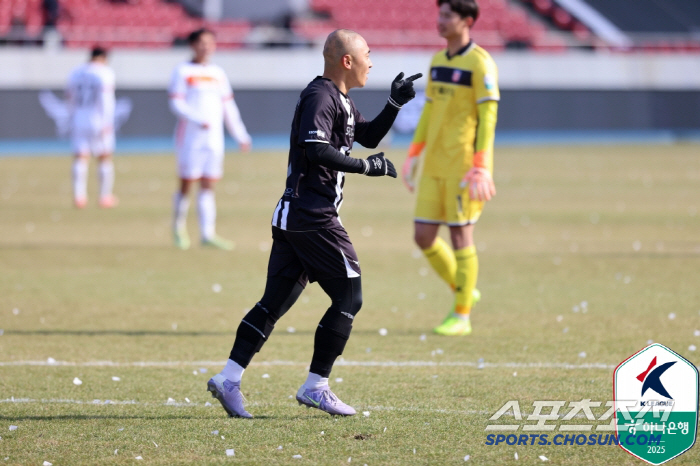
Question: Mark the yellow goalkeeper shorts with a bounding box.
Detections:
[414,175,484,226]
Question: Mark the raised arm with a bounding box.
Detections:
[354,72,422,148]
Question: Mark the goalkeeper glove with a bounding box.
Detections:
[460,167,496,201]
[363,152,397,178]
[388,72,423,108]
[402,142,424,192]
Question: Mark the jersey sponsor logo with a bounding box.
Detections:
[308,130,326,138]
[186,75,219,86]
[431,66,473,87]
[345,126,354,138]
[484,74,496,90]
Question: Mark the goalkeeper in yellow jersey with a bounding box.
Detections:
[403,0,498,336]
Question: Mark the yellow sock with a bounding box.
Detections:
[454,245,478,315]
[421,237,456,290]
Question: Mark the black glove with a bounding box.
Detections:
[364,152,397,178]
[388,72,423,108]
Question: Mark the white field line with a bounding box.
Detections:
[0,398,600,420]
[0,360,616,369]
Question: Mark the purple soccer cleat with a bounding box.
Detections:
[207,374,253,418]
[296,385,356,416]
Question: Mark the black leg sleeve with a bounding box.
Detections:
[309,276,363,377]
[229,275,305,367]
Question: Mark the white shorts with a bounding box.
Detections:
[71,129,115,156]
[176,147,224,180]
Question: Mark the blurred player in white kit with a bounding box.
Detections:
[67,46,117,208]
[168,28,252,250]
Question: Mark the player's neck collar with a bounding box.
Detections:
[445,40,473,60]
[317,76,349,97]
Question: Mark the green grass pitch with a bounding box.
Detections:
[1,144,699,465]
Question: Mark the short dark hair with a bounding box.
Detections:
[187,28,215,45]
[437,0,480,21]
[90,46,108,59]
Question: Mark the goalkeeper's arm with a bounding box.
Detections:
[461,100,498,201]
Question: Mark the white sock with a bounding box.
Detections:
[98,159,114,199]
[72,158,88,199]
[173,192,190,231]
[198,189,216,240]
[303,372,329,390]
[220,359,245,383]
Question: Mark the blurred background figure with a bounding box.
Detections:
[66,46,118,209]
[168,28,252,251]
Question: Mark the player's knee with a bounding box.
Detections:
[414,229,435,249]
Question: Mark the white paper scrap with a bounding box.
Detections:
[111,376,121,382]
[226,449,235,457]
[362,411,370,417]
[73,377,82,385]
[539,455,548,462]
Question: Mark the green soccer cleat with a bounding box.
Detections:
[433,314,472,336]
[174,228,191,250]
[201,235,235,251]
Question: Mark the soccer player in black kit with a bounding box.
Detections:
[207,29,421,417]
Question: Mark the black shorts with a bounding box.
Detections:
[267,226,361,284]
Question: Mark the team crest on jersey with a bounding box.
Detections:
[452,70,462,83]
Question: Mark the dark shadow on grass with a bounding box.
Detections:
[2,329,421,337]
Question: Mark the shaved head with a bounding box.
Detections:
[323,29,366,66]
[321,29,372,93]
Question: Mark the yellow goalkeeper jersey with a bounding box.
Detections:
[412,41,500,177]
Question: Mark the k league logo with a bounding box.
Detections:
[613,343,698,465]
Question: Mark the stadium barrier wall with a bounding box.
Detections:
[1,48,700,139]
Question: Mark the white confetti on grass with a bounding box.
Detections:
[226,449,235,457]
[47,357,56,364]
[378,328,388,336]
[135,456,143,460]
[463,454,470,461]
[153,442,158,448]
[12,308,19,315]
[287,327,296,333]
[111,376,120,382]
[212,283,222,293]
[668,313,676,320]
[185,398,190,403]
[514,452,519,460]
[262,374,270,379]
[43,462,52,466]
[689,345,697,352]
[73,377,82,386]
[335,378,343,383]
[292,454,302,459]
[578,352,587,359]
[539,455,549,462]
[277,446,283,450]
[362,411,370,417]
[419,334,426,341]
[694,329,700,337]
[9,426,17,431]
[114,449,118,455]
[204,402,212,407]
